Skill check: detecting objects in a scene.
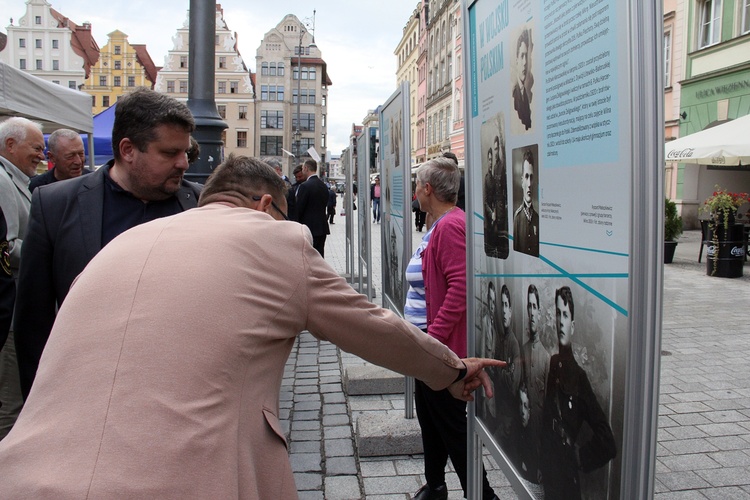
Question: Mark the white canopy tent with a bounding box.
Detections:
[665,114,750,167]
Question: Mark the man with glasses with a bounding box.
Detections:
[29,129,92,193]
[0,154,504,498]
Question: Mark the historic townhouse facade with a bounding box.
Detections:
[1,0,98,89]
[395,4,421,168]
[664,0,687,206]
[669,0,750,227]
[415,0,429,164]
[255,15,331,177]
[155,5,255,159]
[83,30,158,114]
[447,1,464,165]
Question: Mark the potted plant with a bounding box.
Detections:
[664,198,682,264]
[700,186,749,276]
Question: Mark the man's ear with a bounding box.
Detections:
[570,320,575,337]
[119,138,136,162]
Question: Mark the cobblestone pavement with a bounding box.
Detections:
[281,204,750,499]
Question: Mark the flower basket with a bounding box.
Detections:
[700,186,748,277]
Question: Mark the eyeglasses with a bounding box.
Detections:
[252,195,288,221]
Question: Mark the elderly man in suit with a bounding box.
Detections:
[13,88,202,401]
[295,158,330,257]
[29,128,91,192]
[0,155,503,498]
[0,117,45,439]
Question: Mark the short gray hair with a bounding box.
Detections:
[0,117,43,152]
[263,157,283,171]
[416,157,460,204]
[47,128,82,154]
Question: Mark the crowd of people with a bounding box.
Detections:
[0,87,505,497]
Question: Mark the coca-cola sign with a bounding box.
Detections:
[666,148,695,160]
[731,246,745,257]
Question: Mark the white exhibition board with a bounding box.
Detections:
[463,0,663,498]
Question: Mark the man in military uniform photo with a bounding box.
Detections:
[513,148,539,257]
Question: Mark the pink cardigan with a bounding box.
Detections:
[422,207,467,357]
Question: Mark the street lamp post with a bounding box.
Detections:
[295,26,304,160]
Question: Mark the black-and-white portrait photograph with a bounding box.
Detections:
[511,26,534,134]
[475,279,619,499]
[512,144,540,257]
[481,113,509,260]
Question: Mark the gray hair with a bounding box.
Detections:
[199,154,287,207]
[263,157,283,171]
[416,157,460,204]
[0,117,44,152]
[47,128,82,154]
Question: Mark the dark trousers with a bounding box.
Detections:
[312,235,326,258]
[415,380,495,499]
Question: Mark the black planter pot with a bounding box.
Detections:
[706,221,745,278]
[664,241,678,264]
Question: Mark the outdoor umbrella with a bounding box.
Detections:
[664,114,750,166]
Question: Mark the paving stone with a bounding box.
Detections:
[708,451,750,468]
[294,410,320,421]
[324,425,353,440]
[297,491,324,500]
[656,471,711,490]
[291,429,322,442]
[290,440,321,454]
[363,475,421,495]
[662,438,719,455]
[696,423,749,437]
[324,475,361,500]
[325,456,359,475]
[294,473,323,492]
[706,435,750,451]
[292,420,321,432]
[323,403,348,416]
[662,425,708,440]
[324,438,354,457]
[700,486,750,500]
[323,393,346,404]
[295,401,322,412]
[654,490,709,500]
[290,453,323,473]
[696,466,750,487]
[660,453,721,472]
[666,401,714,414]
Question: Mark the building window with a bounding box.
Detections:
[664,29,672,87]
[293,113,315,131]
[92,95,96,107]
[322,114,326,127]
[219,56,226,69]
[179,80,187,93]
[278,63,285,76]
[261,62,269,75]
[261,110,284,129]
[215,34,220,45]
[270,63,277,76]
[103,96,110,107]
[19,38,25,48]
[230,81,238,94]
[218,81,226,94]
[52,60,59,70]
[69,81,76,89]
[698,0,722,48]
[321,134,326,148]
[277,86,285,101]
[36,59,43,70]
[35,16,41,24]
[114,76,121,87]
[260,136,283,156]
[100,76,107,86]
[743,0,750,34]
[19,59,26,69]
[167,80,175,93]
[294,138,315,156]
[309,67,316,81]
[52,39,59,49]
[53,80,60,85]
[35,39,42,49]
[114,45,121,55]
[301,67,309,80]
[128,76,135,87]
[114,60,121,70]
[180,56,188,68]
[322,95,326,107]
[237,131,247,148]
[217,105,226,119]
[238,105,247,119]
[261,85,268,100]
[293,66,299,80]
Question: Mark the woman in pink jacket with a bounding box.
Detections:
[412,158,498,500]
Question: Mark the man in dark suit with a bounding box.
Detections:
[0,207,14,355]
[29,129,92,193]
[287,164,304,222]
[295,159,329,257]
[512,29,532,131]
[14,88,202,400]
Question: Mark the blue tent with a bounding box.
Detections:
[83,103,115,166]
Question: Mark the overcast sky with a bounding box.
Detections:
[1,0,420,155]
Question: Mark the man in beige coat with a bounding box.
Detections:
[0,155,502,499]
